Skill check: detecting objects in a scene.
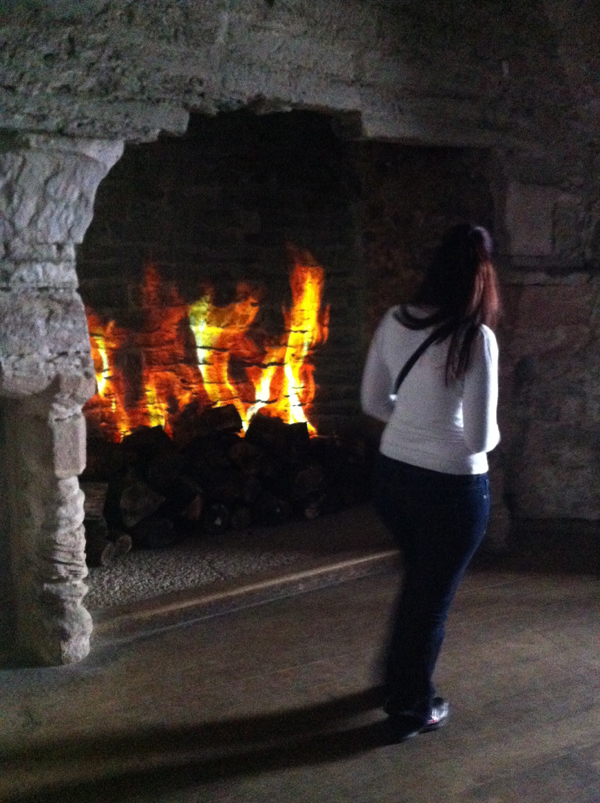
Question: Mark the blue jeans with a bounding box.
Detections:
[374,453,490,723]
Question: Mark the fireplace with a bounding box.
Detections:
[70,111,510,568]
[1,0,596,667]
[0,109,512,666]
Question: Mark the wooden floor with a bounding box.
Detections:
[1,566,599,802]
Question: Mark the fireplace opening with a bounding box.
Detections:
[78,111,365,436]
[77,110,371,564]
[76,109,495,585]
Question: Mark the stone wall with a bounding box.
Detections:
[0,0,595,146]
[352,143,495,332]
[500,266,600,521]
[0,0,599,662]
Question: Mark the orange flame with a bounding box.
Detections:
[188,286,263,429]
[86,311,131,441]
[84,247,329,441]
[135,263,206,435]
[249,246,330,434]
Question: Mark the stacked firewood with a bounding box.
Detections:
[81,406,369,564]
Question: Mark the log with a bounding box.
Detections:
[202,502,231,534]
[254,492,291,526]
[228,438,264,473]
[81,482,109,521]
[245,412,287,452]
[180,494,204,523]
[86,538,116,567]
[130,516,179,549]
[158,476,204,522]
[205,468,244,505]
[112,532,133,558]
[83,440,126,481]
[303,495,323,521]
[184,433,238,483]
[196,404,243,436]
[230,504,253,531]
[119,479,166,529]
[246,413,310,457]
[144,450,185,493]
[172,403,243,447]
[285,422,311,458]
[88,418,369,553]
[121,425,173,460]
[291,463,325,500]
[302,488,342,520]
[308,437,370,503]
[242,475,263,504]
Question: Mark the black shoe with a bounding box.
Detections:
[386,697,449,743]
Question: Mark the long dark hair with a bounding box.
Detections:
[399,223,500,383]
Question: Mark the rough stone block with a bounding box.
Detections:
[221,60,294,104]
[0,0,109,22]
[24,135,124,169]
[0,290,89,355]
[512,284,594,330]
[50,413,87,479]
[505,182,559,258]
[228,0,378,45]
[0,288,93,398]
[7,242,60,262]
[506,324,590,364]
[358,89,497,147]
[0,260,79,289]
[553,196,585,265]
[56,372,97,407]
[510,422,600,519]
[358,52,417,89]
[0,141,124,246]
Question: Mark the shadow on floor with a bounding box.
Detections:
[2,688,394,802]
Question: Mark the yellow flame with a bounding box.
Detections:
[85,245,329,440]
[145,379,168,430]
[87,315,131,440]
[188,291,261,430]
[92,334,111,401]
[272,253,330,434]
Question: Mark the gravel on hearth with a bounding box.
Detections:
[84,504,392,611]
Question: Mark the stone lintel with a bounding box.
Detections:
[0,102,189,144]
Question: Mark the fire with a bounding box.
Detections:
[244,246,330,434]
[86,311,130,440]
[188,286,263,429]
[135,263,206,434]
[84,247,329,441]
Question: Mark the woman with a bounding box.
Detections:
[361,223,500,742]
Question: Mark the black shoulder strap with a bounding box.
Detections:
[392,319,455,398]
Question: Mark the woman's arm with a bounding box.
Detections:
[361,319,395,423]
[462,327,500,454]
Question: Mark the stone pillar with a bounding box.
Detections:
[0,134,123,664]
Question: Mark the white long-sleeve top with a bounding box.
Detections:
[361,305,500,475]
